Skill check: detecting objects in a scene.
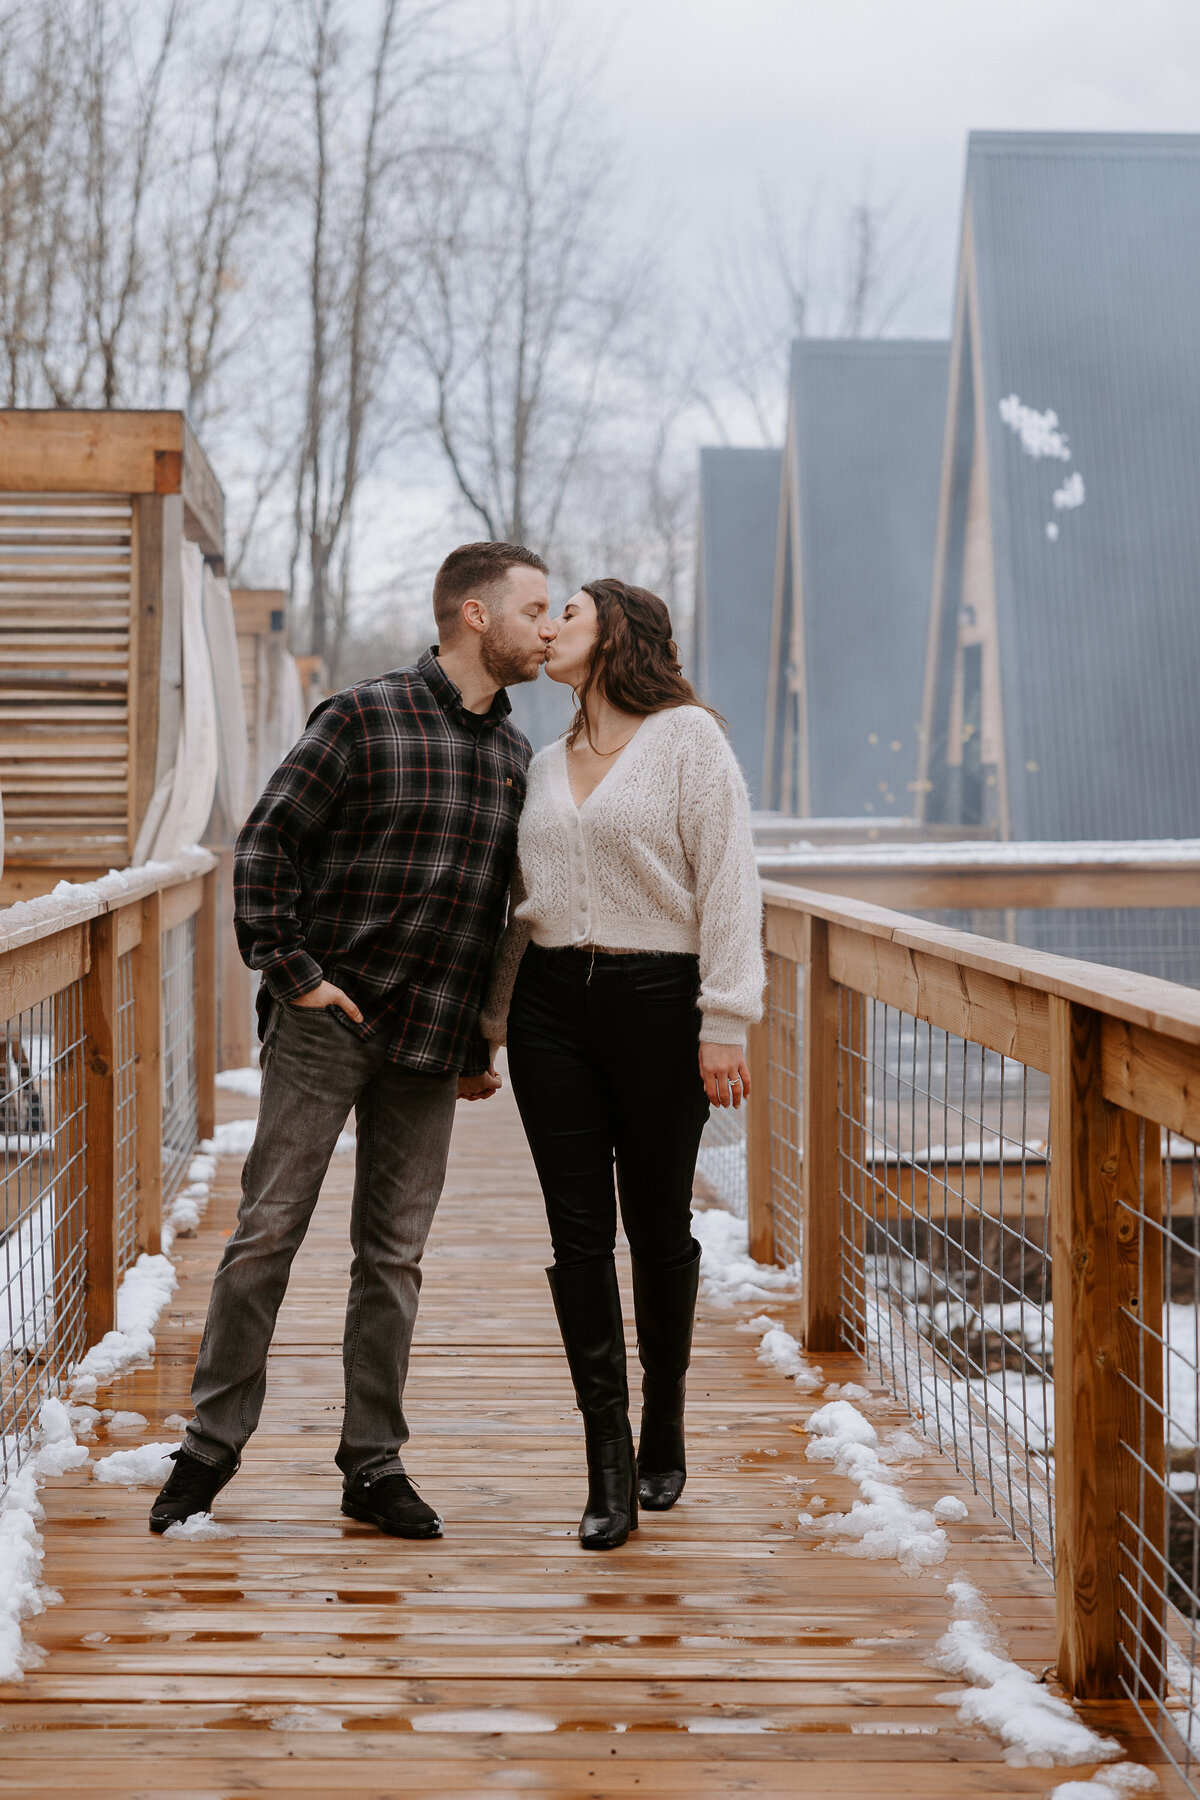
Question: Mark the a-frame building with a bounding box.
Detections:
[765,339,949,817]
[694,445,782,806]
[918,131,1200,840]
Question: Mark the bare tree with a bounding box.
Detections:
[406,6,642,557]
[159,1,285,424]
[699,177,927,445]
[37,0,183,408]
[0,2,75,404]
[288,0,455,673]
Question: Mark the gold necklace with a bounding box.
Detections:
[584,725,639,758]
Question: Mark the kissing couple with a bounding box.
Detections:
[150,540,763,1552]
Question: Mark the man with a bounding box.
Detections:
[150,542,554,1539]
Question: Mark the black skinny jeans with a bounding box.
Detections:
[506,944,710,1269]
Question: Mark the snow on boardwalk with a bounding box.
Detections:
[0,1081,1183,1795]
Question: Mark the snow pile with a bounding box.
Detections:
[0,1399,89,1682]
[1053,471,1085,511]
[161,1152,218,1252]
[692,1208,799,1306]
[215,1067,261,1097]
[1048,1769,1159,1798]
[30,1399,91,1479]
[104,1411,148,1433]
[67,1404,99,1441]
[748,1315,822,1392]
[824,1382,871,1401]
[93,1441,180,1488]
[70,1254,177,1389]
[163,1511,234,1541]
[999,394,1072,461]
[932,1579,1121,1766]
[801,1400,949,1575]
[932,1494,969,1523]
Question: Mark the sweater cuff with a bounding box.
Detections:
[458,1032,492,1078]
[264,950,324,1003]
[699,1010,749,1048]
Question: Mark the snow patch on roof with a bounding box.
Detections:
[999,394,1072,461]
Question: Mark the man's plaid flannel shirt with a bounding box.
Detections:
[233,648,531,1077]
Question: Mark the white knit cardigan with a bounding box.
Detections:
[481,705,764,1047]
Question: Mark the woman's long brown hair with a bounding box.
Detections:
[565,578,724,749]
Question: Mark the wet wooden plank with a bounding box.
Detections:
[0,1081,1186,1795]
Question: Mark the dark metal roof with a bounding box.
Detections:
[967,129,1200,838]
[696,445,782,804]
[793,339,949,818]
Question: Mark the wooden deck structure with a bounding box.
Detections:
[0,410,224,900]
[0,1077,1184,1795]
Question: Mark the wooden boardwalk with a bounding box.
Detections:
[0,1078,1183,1796]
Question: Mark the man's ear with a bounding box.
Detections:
[460,597,489,637]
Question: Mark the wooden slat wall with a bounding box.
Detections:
[0,493,133,867]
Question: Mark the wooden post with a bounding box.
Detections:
[745,1011,774,1265]
[1050,995,1162,1698]
[81,911,119,1344]
[132,888,163,1257]
[216,846,251,1071]
[801,914,844,1351]
[195,868,218,1142]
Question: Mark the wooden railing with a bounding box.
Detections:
[746,878,1200,1780]
[1,850,217,1477]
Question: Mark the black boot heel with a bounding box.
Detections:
[580,1428,638,1550]
[633,1245,701,1512]
[637,1388,687,1511]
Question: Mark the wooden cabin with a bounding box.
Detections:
[0,410,228,901]
[764,339,949,817]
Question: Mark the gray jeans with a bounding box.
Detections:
[185,1001,457,1482]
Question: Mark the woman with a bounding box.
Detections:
[482,579,763,1551]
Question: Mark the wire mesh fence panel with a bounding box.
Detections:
[1116,1128,1200,1790]
[114,950,138,1275]
[696,1107,747,1217]
[766,951,804,1268]
[1,983,87,1483]
[836,988,1056,1574]
[161,917,198,1203]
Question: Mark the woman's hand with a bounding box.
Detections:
[699,1042,750,1109]
[458,1064,502,1102]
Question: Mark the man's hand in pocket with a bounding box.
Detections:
[291,981,363,1023]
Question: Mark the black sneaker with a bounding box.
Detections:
[341,1469,443,1539]
[149,1446,239,1534]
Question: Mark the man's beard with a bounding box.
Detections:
[480,616,544,687]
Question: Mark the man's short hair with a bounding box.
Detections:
[432,541,548,642]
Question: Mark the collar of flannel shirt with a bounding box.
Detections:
[419,646,514,730]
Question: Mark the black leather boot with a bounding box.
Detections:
[546,1258,638,1551]
[632,1243,701,1511]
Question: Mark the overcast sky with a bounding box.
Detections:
[596,0,1200,339]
